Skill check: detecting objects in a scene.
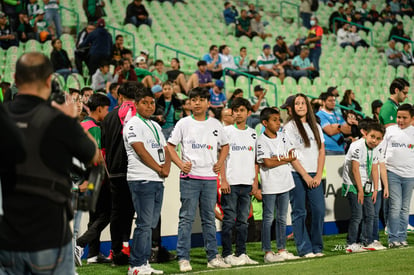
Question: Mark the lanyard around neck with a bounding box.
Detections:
[137,113,160,145]
[365,142,374,178]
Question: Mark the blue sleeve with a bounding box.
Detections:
[220,93,227,102]
[79,31,93,48]
[202,54,210,62]
[316,111,330,128]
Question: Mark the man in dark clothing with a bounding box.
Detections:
[75,22,96,76]
[328,5,346,33]
[124,0,152,27]
[388,21,411,43]
[79,18,112,76]
[16,12,36,42]
[0,12,19,50]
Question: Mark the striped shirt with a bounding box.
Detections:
[256,53,278,70]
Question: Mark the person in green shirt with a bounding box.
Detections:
[235,9,253,38]
[30,8,54,42]
[152,59,168,84]
[379,78,410,128]
[134,56,156,88]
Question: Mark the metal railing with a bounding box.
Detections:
[59,6,80,34]
[154,43,199,61]
[106,25,136,55]
[280,1,300,28]
[390,35,414,54]
[307,94,365,118]
[222,68,278,105]
[332,17,373,46]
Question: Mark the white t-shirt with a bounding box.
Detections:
[168,116,228,179]
[342,138,381,191]
[383,125,414,178]
[123,116,166,182]
[224,125,257,185]
[256,132,295,194]
[283,121,325,173]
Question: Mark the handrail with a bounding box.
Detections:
[332,17,373,46]
[280,1,300,28]
[59,6,80,34]
[106,25,136,55]
[223,68,278,105]
[306,94,365,118]
[154,43,199,61]
[390,35,414,54]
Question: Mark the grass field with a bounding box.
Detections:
[78,232,414,274]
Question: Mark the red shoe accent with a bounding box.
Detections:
[108,250,113,260]
[122,245,130,257]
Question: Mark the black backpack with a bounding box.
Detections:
[311,0,319,12]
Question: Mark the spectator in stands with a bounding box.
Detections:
[209,80,227,117]
[50,38,78,80]
[371,99,383,122]
[257,44,285,81]
[339,89,362,116]
[223,2,238,25]
[2,0,20,31]
[27,0,40,20]
[291,46,319,80]
[92,60,119,91]
[386,40,406,68]
[234,47,249,72]
[248,60,260,75]
[247,85,269,128]
[273,36,294,63]
[116,58,138,84]
[402,43,414,66]
[187,60,214,90]
[152,59,168,84]
[107,82,119,111]
[316,92,352,155]
[400,0,413,16]
[83,0,106,22]
[388,21,410,43]
[380,4,396,24]
[348,25,370,49]
[367,4,380,24]
[300,0,312,29]
[0,12,19,50]
[203,45,223,79]
[351,11,365,26]
[219,44,239,80]
[250,13,271,40]
[329,5,346,33]
[121,49,134,68]
[235,9,253,38]
[247,3,258,19]
[111,34,126,67]
[75,22,95,76]
[166,58,188,93]
[390,0,401,14]
[337,23,351,48]
[379,78,410,127]
[357,2,369,21]
[31,9,54,43]
[220,108,234,126]
[134,56,156,88]
[124,0,152,28]
[43,0,62,38]
[16,12,36,42]
[304,16,323,72]
[79,18,112,77]
[227,88,243,108]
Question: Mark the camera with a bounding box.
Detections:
[49,78,66,104]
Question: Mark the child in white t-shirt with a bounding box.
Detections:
[123,89,171,275]
[167,87,231,271]
[342,122,385,253]
[256,107,299,263]
[220,97,259,266]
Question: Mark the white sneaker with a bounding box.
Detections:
[314,252,325,257]
[362,243,378,251]
[224,254,245,266]
[238,254,259,265]
[178,260,192,272]
[278,250,300,260]
[86,256,97,264]
[74,245,84,267]
[145,263,163,274]
[407,224,414,233]
[371,240,387,250]
[400,241,409,247]
[128,263,163,275]
[388,241,402,248]
[302,252,316,258]
[264,251,285,263]
[346,243,365,253]
[207,255,231,268]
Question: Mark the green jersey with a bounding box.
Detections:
[379,98,398,125]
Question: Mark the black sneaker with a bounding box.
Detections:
[149,246,176,263]
[112,251,130,266]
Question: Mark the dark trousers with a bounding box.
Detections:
[75,49,89,76]
[77,179,111,257]
[110,177,134,254]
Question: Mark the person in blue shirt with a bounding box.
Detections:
[203,45,223,79]
[223,2,238,25]
[209,80,227,118]
[107,83,120,112]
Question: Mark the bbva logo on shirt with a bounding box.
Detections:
[230,143,254,152]
[192,143,214,150]
[146,139,161,148]
[391,142,414,149]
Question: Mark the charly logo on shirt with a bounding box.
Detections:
[230,143,254,152]
[212,130,218,137]
[251,133,257,139]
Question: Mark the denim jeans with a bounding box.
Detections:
[346,192,374,245]
[290,172,325,256]
[0,241,74,275]
[247,115,260,129]
[177,178,218,262]
[372,190,382,241]
[309,46,322,72]
[387,170,414,243]
[45,9,62,37]
[129,16,153,27]
[262,192,289,251]
[128,180,164,266]
[221,184,252,257]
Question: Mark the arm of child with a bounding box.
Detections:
[167,143,192,174]
[213,144,229,174]
[351,160,364,205]
[132,142,163,174]
[291,159,314,188]
[220,161,231,194]
[251,163,259,195]
[371,163,379,203]
[313,144,325,187]
[160,146,171,178]
[262,149,297,168]
[379,162,389,198]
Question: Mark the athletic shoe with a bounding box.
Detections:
[346,243,365,253]
[224,254,245,266]
[264,251,285,263]
[238,254,259,265]
[400,241,409,247]
[287,232,294,240]
[407,224,414,233]
[74,245,84,267]
[371,240,387,250]
[122,245,131,257]
[314,252,325,257]
[112,250,129,266]
[362,243,378,251]
[207,255,231,268]
[127,263,163,275]
[278,250,300,260]
[178,260,192,272]
[108,250,113,260]
[388,241,402,248]
[302,252,317,258]
[87,253,112,264]
[150,246,177,263]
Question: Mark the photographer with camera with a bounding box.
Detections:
[223,2,238,25]
[0,52,99,274]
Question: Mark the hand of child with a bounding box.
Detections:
[383,187,389,199]
[213,162,222,174]
[288,149,297,162]
[312,174,322,187]
[372,190,377,204]
[159,164,170,178]
[304,174,314,188]
[250,184,259,196]
[79,180,88,193]
[357,192,364,205]
[180,161,192,174]
[220,180,231,194]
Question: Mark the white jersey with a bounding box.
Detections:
[383,125,414,178]
[342,138,381,191]
[283,121,325,173]
[123,116,166,182]
[224,125,257,185]
[256,132,295,194]
[168,116,228,179]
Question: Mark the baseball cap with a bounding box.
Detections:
[254,85,265,92]
[36,9,45,15]
[276,35,285,40]
[263,44,271,50]
[151,85,162,94]
[97,18,105,27]
[215,80,224,89]
[135,56,146,64]
[280,95,295,109]
[140,49,149,56]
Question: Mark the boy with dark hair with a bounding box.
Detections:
[123,88,171,275]
[91,60,119,91]
[342,122,385,253]
[167,87,231,272]
[152,59,167,84]
[257,107,299,262]
[220,97,258,266]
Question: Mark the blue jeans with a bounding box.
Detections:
[346,192,374,245]
[221,185,252,257]
[128,180,164,266]
[247,115,260,129]
[129,16,153,27]
[387,170,414,243]
[372,190,382,241]
[177,178,218,262]
[45,9,62,37]
[309,47,321,72]
[290,172,325,256]
[262,192,289,251]
[56,68,78,80]
[0,241,74,275]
